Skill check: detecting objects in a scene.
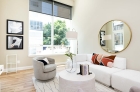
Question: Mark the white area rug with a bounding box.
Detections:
[32,74,119,92]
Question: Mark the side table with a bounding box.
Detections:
[0,65,4,75]
[6,54,17,74]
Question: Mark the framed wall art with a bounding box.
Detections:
[6,35,23,50]
[7,19,23,35]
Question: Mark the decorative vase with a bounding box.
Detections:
[65,58,77,73]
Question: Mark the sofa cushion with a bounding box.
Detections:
[43,64,56,73]
[111,69,140,92]
[89,64,121,86]
[113,57,126,69]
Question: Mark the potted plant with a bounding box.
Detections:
[65,50,76,73]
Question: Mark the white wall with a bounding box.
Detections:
[72,0,140,70]
[0,0,69,69]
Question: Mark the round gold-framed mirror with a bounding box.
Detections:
[99,20,132,53]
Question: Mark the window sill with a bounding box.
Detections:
[28,53,65,57]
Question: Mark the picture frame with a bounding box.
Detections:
[6,35,23,50]
[100,30,105,46]
[7,19,23,35]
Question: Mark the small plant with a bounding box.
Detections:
[65,50,76,72]
[65,50,75,61]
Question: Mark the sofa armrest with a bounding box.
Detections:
[47,57,55,64]
[113,57,126,69]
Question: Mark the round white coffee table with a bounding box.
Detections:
[59,70,95,92]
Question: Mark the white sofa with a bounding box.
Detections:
[73,54,140,92]
[112,69,140,92]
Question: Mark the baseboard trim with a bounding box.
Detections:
[56,62,66,66]
[18,66,33,70]
[3,62,66,72]
[3,66,33,73]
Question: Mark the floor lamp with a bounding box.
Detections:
[66,31,78,54]
[102,35,111,40]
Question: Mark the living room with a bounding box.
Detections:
[0,0,140,92]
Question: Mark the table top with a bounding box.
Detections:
[59,69,95,82]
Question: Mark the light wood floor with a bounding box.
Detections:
[0,69,35,92]
[0,65,65,92]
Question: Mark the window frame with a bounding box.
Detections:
[29,0,72,56]
[29,0,72,20]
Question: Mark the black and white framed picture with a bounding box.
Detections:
[7,19,23,35]
[6,35,23,50]
[100,30,105,46]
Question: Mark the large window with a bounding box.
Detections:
[29,0,72,55]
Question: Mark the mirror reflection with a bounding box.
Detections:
[99,20,131,53]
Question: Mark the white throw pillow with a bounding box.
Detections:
[86,54,92,62]
[43,58,50,64]
[113,57,126,69]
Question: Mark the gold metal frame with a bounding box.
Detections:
[98,20,132,54]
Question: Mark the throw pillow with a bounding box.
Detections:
[96,54,103,63]
[107,62,113,68]
[104,55,116,60]
[43,58,50,64]
[91,53,99,65]
[101,55,116,66]
[38,60,48,65]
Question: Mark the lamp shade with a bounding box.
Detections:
[102,35,111,40]
[66,31,78,40]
